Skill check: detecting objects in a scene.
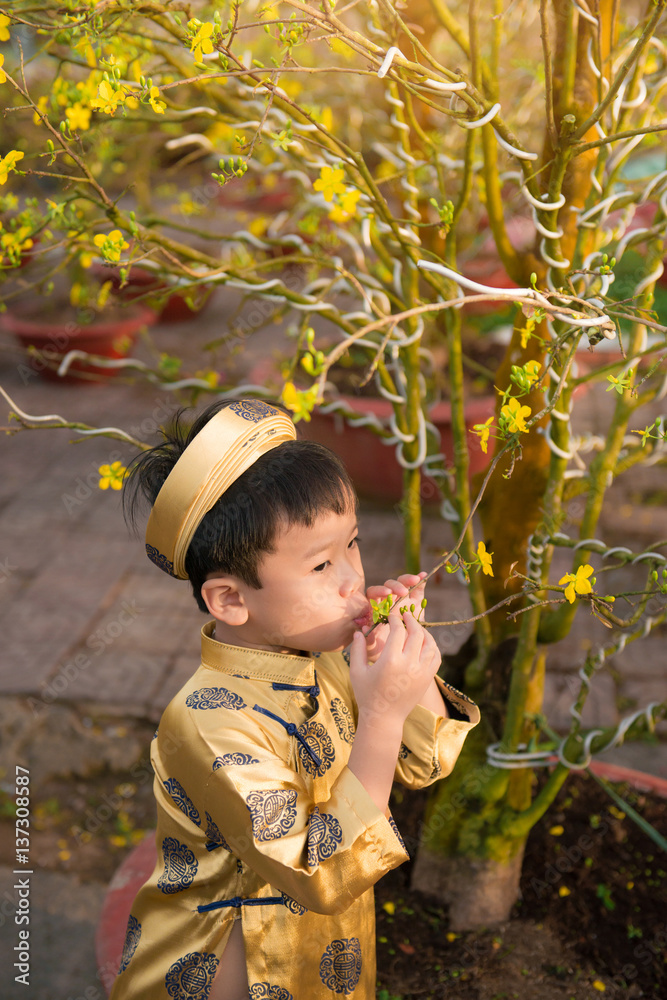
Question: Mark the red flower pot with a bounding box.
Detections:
[2,304,156,383]
[298,395,495,504]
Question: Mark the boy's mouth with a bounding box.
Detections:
[352,604,373,629]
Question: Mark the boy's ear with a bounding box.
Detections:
[200,577,249,626]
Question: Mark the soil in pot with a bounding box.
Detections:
[375,768,666,999]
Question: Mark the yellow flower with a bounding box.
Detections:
[93,229,129,263]
[32,94,49,125]
[477,541,494,577]
[329,187,361,223]
[0,150,24,185]
[0,53,5,86]
[0,14,10,42]
[549,825,564,836]
[314,165,346,203]
[524,360,541,385]
[66,102,91,132]
[280,381,320,422]
[472,416,494,454]
[558,886,571,897]
[190,22,215,63]
[382,901,395,915]
[501,396,531,434]
[148,85,166,114]
[90,80,126,115]
[98,462,127,491]
[559,563,594,604]
[592,981,606,992]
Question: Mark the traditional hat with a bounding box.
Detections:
[145,399,296,578]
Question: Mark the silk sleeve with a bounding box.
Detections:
[165,724,409,917]
[394,676,480,790]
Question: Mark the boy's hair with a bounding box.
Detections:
[123,399,358,611]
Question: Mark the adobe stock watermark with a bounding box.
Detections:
[27,599,145,715]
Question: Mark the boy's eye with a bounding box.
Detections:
[313,561,330,573]
[349,535,360,548]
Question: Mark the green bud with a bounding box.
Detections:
[46,139,55,151]
[651,570,659,582]
[421,598,427,608]
[410,604,415,613]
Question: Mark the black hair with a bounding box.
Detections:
[122,398,358,611]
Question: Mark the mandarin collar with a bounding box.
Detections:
[200,621,316,684]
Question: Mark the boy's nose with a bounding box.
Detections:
[339,562,363,597]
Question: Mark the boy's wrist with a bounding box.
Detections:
[356,706,405,739]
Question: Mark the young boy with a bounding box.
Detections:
[110,397,479,1000]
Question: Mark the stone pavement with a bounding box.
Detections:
[0,301,666,998]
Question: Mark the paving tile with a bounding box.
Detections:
[61,646,168,705]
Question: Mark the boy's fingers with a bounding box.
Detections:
[348,630,368,671]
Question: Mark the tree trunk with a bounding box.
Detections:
[411,846,526,930]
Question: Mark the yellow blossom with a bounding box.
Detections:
[0,150,24,186]
[93,229,129,263]
[592,981,606,992]
[90,80,126,115]
[477,541,494,577]
[558,886,571,897]
[98,461,127,491]
[329,187,361,223]
[524,359,541,385]
[472,416,494,454]
[0,14,10,42]
[280,381,320,422]
[559,563,594,604]
[549,825,564,836]
[0,53,5,86]
[314,165,346,203]
[190,22,215,63]
[501,396,531,433]
[66,102,91,132]
[32,94,49,125]
[382,901,395,915]
[148,86,166,114]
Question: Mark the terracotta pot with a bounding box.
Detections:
[2,304,156,383]
[298,394,495,504]
[92,265,211,323]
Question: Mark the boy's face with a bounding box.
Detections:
[219,509,369,655]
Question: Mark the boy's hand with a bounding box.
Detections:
[349,602,441,729]
[362,571,428,661]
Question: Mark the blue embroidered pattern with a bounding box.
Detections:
[158,837,198,894]
[430,756,442,779]
[281,892,307,915]
[319,937,362,994]
[306,806,343,867]
[118,914,141,973]
[229,400,279,423]
[212,752,260,769]
[186,688,246,711]
[204,811,230,850]
[249,984,293,1000]
[398,742,412,759]
[145,543,175,576]
[246,789,297,842]
[296,720,335,777]
[164,778,200,826]
[388,817,408,854]
[165,951,219,999]
[330,698,355,744]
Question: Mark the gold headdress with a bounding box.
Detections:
[145,400,297,578]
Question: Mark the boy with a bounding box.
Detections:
[110,397,479,1000]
